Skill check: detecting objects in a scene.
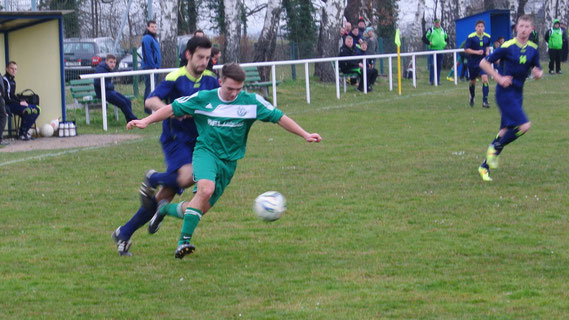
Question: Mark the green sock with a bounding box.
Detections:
[178,207,202,246]
[159,202,185,218]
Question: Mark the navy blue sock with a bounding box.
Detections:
[469,84,475,97]
[482,83,489,102]
[148,172,180,190]
[119,199,157,240]
[494,127,524,151]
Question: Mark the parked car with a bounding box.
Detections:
[118,47,143,72]
[63,37,126,81]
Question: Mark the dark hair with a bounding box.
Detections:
[497,36,505,41]
[475,19,485,27]
[186,36,212,55]
[106,54,116,61]
[7,61,17,66]
[147,20,156,27]
[211,47,220,55]
[193,29,205,36]
[221,63,246,82]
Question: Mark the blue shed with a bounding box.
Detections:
[456,9,511,48]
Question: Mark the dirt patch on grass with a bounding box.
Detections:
[0,134,142,153]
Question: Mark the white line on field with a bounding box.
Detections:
[0,135,158,167]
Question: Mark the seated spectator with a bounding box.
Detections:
[339,36,378,92]
[93,54,138,123]
[0,75,7,145]
[3,61,40,141]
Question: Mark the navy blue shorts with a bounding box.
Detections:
[496,86,528,128]
[467,65,486,80]
[162,139,196,194]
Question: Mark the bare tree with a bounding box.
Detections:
[157,0,179,68]
[253,0,283,80]
[314,0,347,81]
[224,0,244,62]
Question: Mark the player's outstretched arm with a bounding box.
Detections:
[277,115,322,143]
[145,96,167,111]
[127,105,174,130]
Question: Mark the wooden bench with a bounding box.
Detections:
[331,62,359,93]
[68,79,134,125]
[243,66,281,98]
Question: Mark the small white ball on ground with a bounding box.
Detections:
[254,191,287,221]
[40,123,54,137]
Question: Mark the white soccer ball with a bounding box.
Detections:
[254,191,287,221]
[40,123,54,137]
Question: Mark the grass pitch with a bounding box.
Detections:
[2,69,569,319]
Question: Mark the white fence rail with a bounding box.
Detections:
[80,48,464,131]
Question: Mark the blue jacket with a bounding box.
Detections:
[141,30,161,69]
[93,61,114,93]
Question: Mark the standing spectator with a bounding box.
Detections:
[3,61,40,141]
[0,70,6,145]
[464,20,492,108]
[142,20,161,113]
[349,26,364,45]
[207,47,221,77]
[561,23,568,62]
[544,19,567,74]
[364,27,379,68]
[357,17,366,35]
[422,18,448,85]
[93,54,138,123]
[529,27,539,47]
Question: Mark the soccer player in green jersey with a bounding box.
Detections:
[127,63,322,259]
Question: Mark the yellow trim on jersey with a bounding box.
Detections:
[468,32,491,39]
[202,69,217,77]
[165,66,203,82]
[501,39,538,49]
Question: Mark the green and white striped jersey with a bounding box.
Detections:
[172,89,284,161]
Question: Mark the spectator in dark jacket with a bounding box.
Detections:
[0,71,7,145]
[94,55,138,123]
[3,61,40,141]
[141,20,161,111]
[339,36,378,92]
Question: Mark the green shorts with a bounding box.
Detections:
[192,146,237,207]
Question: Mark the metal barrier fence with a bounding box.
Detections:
[80,48,464,131]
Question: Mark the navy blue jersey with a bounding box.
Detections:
[465,32,491,67]
[485,39,541,89]
[149,67,219,144]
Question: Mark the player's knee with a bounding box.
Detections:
[519,122,531,133]
[196,181,215,199]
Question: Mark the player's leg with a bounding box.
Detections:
[147,163,195,234]
[481,74,490,108]
[467,66,477,107]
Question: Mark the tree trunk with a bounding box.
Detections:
[314,0,346,82]
[253,0,282,81]
[157,0,178,68]
[223,0,243,63]
[344,0,361,24]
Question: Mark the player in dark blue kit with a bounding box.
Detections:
[477,15,543,182]
[464,20,492,108]
[112,37,219,256]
